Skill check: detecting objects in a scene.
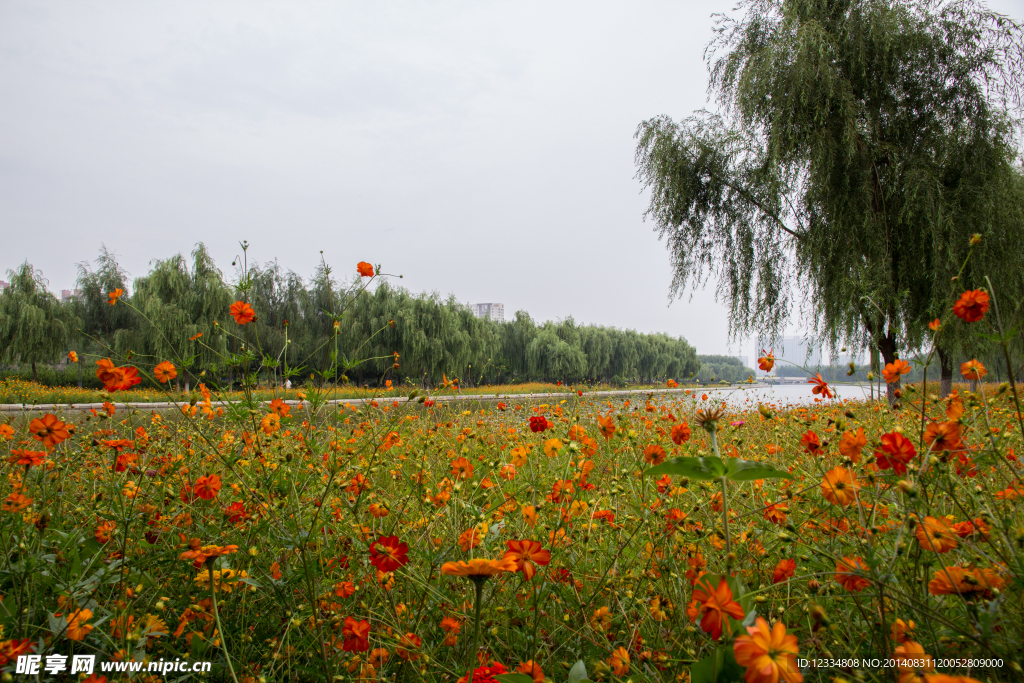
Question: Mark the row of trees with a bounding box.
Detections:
[636,0,1024,399]
[0,246,700,388]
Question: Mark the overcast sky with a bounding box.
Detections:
[2,0,1022,364]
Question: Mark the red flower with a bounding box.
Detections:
[357,262,375,278]
[800,430,822,456]
[807,374,833,399]
[953,289,989,323]
[230,301,255,325]
[457,662,508,683]
[773,559,796,584]
[369,535,409,573]
[875,432,917,475]
[223,502,247,524]
[528,416,549,433]
[341,616,371,652]
[670,423,691,445]
[193,474,222,500]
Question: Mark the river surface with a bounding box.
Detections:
[694,381,876,408]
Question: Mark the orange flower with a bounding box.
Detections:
[2,493,32,513]
[396,632,421,660]
[450,457,474,480]
[894,641,934,683]
[691,576,745,640]
[189,332,203,340]
[835,557,871,592]
[516,660,545,683]
[0,424,13,440]
[341,616,371,652]
[923,421,961,452]
[891,619,915,643]
[915,517,958,553]
[643,444,667,465]
[773,559,796,584]
[260,413,280,434]
[821,467,860,506]
[440,557,517,581]
[733,617,803,683]
[807,374,833,399]
[503,539,551,581]
[67,350,78,363]
[608,647,630,676]
[8,449,46,467]
[587,606,612,634]
[928,319,942,331]
[95,359,142,392]
[94,520,115,543]
[521,504,538,528]
[953,290,989,323]
[269,398,291,417]
[670,422,691,445]
[960,359,987,381]
[357,262,375,277]
[230,301,255,325]
[457,524,487,552]
[838,427,866,462]
[875,431,917,474]
[666,379,679,388]
[757,350,775,372]
[179,539,239,568]
[29,413,70,449]
[882,359,912,384]
[193,474,222,501]
[65,608,94,641]
[154,361,177,384]
[928,565,1005,597]
[597,413,616,439]
[107,288,124,305]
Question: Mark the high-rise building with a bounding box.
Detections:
[61,289,82,301]
[470,303,505,323]
[0,280,9,293]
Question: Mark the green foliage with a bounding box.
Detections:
[0,263,79,380]
[635,0,1024,373]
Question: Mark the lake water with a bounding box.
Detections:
[695,381,875,408]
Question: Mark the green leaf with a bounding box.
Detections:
[495,675,537,683]
[690,646,744,683]
[567,660,589,683]
[724,458,793,481]
[643,456,727,480]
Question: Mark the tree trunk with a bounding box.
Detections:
[876,331,899,406]
[869,347,880,400]
[937,347,954,399]
[31,360,37,383]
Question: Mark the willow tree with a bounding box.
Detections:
[0,263,79,381]
[75,246,135,352]
[115,244,231,389]
[636,0,1024,399]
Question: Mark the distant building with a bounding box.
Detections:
[61,289,83,302]
[733,355,749,368]
[470,303,505,323]
[0,280,8,293]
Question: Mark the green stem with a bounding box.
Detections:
[468,579,484,683]
[708,429,732,561]
[208,563,240,683]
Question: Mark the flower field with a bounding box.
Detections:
[0,374,1021,683]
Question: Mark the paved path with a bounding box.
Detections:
[0,385,759,413]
